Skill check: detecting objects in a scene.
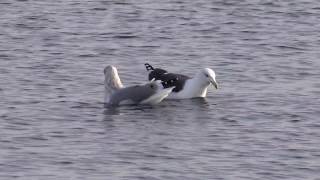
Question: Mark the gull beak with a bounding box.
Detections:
[210,79,218,89]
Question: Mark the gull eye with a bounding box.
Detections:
[150,84,154,89]
[205,74,209,77]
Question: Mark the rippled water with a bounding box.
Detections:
[1,0,320,179]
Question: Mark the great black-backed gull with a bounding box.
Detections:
[145,63,218,99]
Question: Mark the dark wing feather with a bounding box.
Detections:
[148,68,167,81]
[145,63,190,92]
[159,73,190,92]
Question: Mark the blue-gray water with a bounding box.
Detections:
[1,0,320,179]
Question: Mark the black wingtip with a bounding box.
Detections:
[145,63,154,71]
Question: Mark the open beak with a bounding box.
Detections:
[210,79,218,89]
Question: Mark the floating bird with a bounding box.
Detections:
[145,63,218,99]
[104,65,174,106]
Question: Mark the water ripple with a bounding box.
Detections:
[0,0,320,179]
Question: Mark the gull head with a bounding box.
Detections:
[199,68,218,89]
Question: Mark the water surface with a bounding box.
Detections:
[1,0,320,179]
